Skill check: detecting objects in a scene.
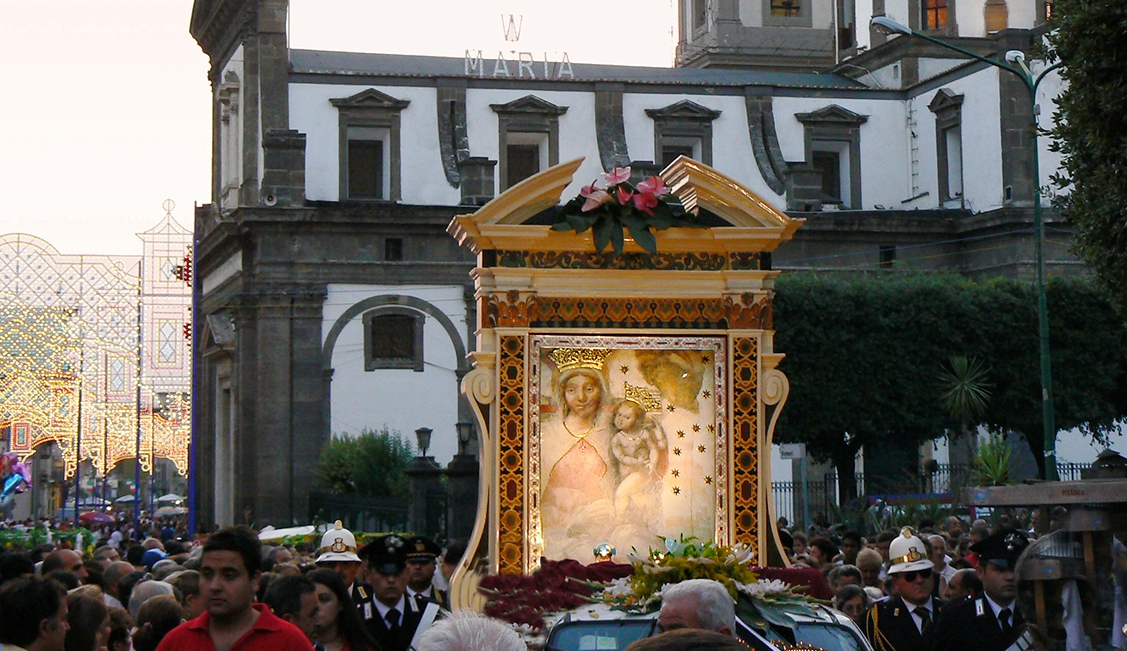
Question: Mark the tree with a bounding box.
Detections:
[773,274,1127,495]
[1047,1,1127,311]
[938,356,992,467]
[315,427,414,498]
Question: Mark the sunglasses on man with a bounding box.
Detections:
[899,568,933,582]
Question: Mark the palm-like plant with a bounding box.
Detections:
[938,356,993,469]
[974,432,1014,486]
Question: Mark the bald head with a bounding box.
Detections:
[42,549,87,582]
[103,561,135,599]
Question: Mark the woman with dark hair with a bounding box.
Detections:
[308,569,381,651]
[106,607,133,651]
[131,594,185,651]
[65,592,111,651]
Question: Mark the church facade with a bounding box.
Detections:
[188,0,1075,527]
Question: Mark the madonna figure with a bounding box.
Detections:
[540,348,617,561]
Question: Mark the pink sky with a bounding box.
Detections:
[0,0,676,255]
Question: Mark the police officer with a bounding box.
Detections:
[359,535,430,651]
[864,527,944,651]
[315,520,379,624]
[404,536,449,611]
[932,527,1030,651]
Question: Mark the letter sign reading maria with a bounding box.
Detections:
[464,50,574,80]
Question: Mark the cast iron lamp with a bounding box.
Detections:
[870,16,1063,480]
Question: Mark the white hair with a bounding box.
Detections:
[416,610,525,651]
[128,580,176,620]
[661,579,736,634]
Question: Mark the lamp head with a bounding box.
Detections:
[871,16,911,36]
[414,427,433,457]
[1005,50,1025,64]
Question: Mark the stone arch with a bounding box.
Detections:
[320,294,471,439]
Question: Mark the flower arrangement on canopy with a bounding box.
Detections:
[478,535,825,633]
[552,167,703,254]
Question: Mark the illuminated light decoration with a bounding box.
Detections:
[0,230,193,481]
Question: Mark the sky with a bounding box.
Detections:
[0,0,677,256]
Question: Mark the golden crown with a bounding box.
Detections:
[548,348,612,372]
[623,381,662,412]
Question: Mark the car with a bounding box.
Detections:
[545,601,873,651]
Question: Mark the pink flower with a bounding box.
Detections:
[581,189,613,212]
[636,176,668,196]
[604,166,631,185]
[579,182,600,198]
[633,191,659,215]
[616,186,633,205]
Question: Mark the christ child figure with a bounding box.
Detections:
[610,388,667,515]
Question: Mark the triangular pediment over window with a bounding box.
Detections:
[330,88,410,110]
[795,104,869,125]
[489,95,569,116]
[928,88,965,113]
[645,100,721,121]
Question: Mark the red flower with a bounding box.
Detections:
[581,189,613,212]
[636,176,668,196]
[633,191,659,215]
[616,186,633,205]
[604,166,631,185]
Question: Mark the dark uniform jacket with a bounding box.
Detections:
[932,595,1024,651]
[363,597,424,651]
[350,582,378,623]
[864,597,943,651]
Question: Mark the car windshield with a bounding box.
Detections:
[754,621,866,651]
[546,619,846,651]
[547,620,656,651]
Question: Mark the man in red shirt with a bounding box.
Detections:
[156,525,312,651]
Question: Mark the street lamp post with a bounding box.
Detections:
[870,16,1063,480]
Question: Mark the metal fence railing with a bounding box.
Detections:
[772,462,1092,530]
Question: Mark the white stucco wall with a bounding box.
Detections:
[1008,0,1037,29]
[289,83,461,206]
[620,92,785,206]
[774,96,910,209]
[740,0,764,27]
[322,284,468,465]
[1034,63,1065,197]
[909,67,1003,211]
[854,0,874,51]
[812,0,834,29]
[960,0,987,36]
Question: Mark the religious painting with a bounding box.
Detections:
[528,334,727,563]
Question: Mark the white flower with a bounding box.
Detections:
[603,577,634,597]
[735,578,790,598]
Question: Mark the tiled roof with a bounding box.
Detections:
[289,49,863,89]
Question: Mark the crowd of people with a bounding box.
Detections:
[778,515,1037,651]
[0,512,1051,651]
[0,519,525,651]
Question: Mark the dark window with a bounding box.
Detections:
[385,237,404,261]
[692,0,708,31]
[771,0,801,17]
[923,0,948,30]
[364,310,425,372]
[812,151,841,203]
[348,139,384,199]
[879,245,896,269]
[506,144,540,187]
[661,144,695,169]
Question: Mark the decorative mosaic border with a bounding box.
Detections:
[731,337,759,555]
[526,334,729,565]
[497,335,526,575]
[481,294,772,330]
[489,250,760,271]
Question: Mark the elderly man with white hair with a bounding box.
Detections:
[657,579,736,637]
[416,610,524,651]
[128,579,177,620]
